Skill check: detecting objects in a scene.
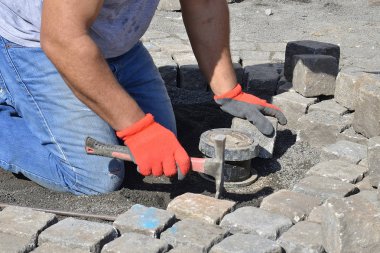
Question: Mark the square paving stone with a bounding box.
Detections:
[272,91,317,129]
[306,160,368,183]
[243,64,280,99]
[322,196,380,253]
[368,136,380,187]
[209,233,282,253]
[32,243,90,253]
[114,204,175,238]
[101,232,170,253]
[231,117,277,159]
[292,176,358,201]
[220,206,293,240]
[353,79,380,138]
[338,127,369,146]
[260,189,322,223]
[0,233,35,253]
[320,140,367,164]
[168,246,201,253]
[167,193,235,225]
[298,111,351,147]
[292,55,338,97]
[0,206,57,246]
[308,100,347,116]
[284,40,340,81]
[355,176,373,191]
[173,53,208,91]
[334,69,365,110]
[38,217,118,253]
[160,219,229,252]
[278,221,325,253]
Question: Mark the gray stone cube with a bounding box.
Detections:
[0,233,36,253]
[298,111,351,147]
[353,79,380,138]
[231,117,277,158]
[278,221,325,253]
[272,92,317,129]
[210,233,282,253]
[113,204,175,238]
[334,69,364,110]
[306,160,368,184]
[338,127,369,146]
[160,219,228,252]
[260,190,322,223]
[308,100,347,116]
[284,40,340,81]
[243,64,280,99]
[320,140,367,164]
[220,206,293,240]
[38,218,118,253]
[101,233,170,253]
[32,243,90,253]
[321,196,380,253]
[167,193,235,225]
[292,176,358,200]
[173,53,208,91]
[292,55,338,97]
[368,136,380,187]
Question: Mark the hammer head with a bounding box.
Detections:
[203,135,226,199]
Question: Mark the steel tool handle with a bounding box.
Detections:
[85,137,206,180]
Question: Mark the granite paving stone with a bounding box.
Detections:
[368,136,380,187]
[353,190,380,208]
[257,42,287,52]
[38,217,118,253]
[308,100,347,116]
[353,79,380,138]
[278,221,325,253]
[276,81,294,94]
[334,69,364,110]
[166,193,235,225]
[168,246,201,253]
[220,206,293,240]
[272,91,317,128]
[355,176,373,191]
[209,233,282,253]
[243,64,280,99]
[32,243,90,253]
[157,0,181,11]
[230,41,256,51]
[292,176,358,200]
[306,160,368,183]
[338,127,369,146]
[231,117,278,159]
[113,204,175,237]
[298,111,351,147]
[0,232,35,253]
[320,140,367,164]
[151,38,192,55]
[141,30,170,42]
[173,53,208,91]
[306,206,327,224]
[322,196,380,253]
[0,206,57,248]
[284,40,340,81]
[292,55,338,97]
[101,233,170,253]
[150,51,177,87]
[260,189,322,223]
[240,51,271,66]
[160,219,229,253]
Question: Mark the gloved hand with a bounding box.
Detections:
[214,84,287,135]
[116,113,190,177]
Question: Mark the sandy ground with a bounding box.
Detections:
[0,0,378,217]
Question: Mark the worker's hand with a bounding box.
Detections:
[116,114,190,177]
[214,84,287,135]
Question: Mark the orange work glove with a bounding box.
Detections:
[214,84,287,135]
[116,114,190,177]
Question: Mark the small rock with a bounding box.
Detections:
[265,9,273,16]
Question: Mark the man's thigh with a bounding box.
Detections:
[0,37,124,194]
[107,42,177,134]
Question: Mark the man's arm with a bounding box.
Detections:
[41,0,145,130]
[180,0,237,96]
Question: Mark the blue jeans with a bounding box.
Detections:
[0,36,176,195]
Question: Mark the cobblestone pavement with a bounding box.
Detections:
[1,0,380,252]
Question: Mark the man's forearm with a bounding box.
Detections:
[180,0,237,95]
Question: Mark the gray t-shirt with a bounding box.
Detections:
[0,0,159,58]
